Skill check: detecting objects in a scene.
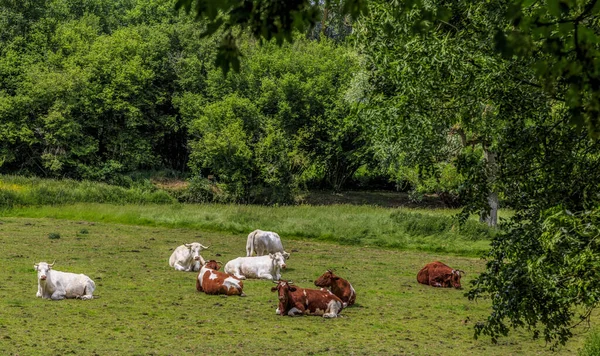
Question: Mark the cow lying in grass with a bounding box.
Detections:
[196,259,245,297]
[169,242,210,272]
[271,280,343,318]
[314,269,356,307]
[224,252,287,281]
[34,261,95,300]
[417,261,465,289]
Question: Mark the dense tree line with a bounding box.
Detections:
[0,0,374,203]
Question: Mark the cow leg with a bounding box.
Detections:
[50,290,66,300]
[287,307,304,316]
[36,283,42,298]
[192,261,201,272]
[80,280,95,300]
[174,263,187,271]
[257,272,274,280]
[323,301,342,318]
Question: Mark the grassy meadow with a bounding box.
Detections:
[0,215,588,355]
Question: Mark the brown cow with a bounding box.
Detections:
[314,269,356,307]
[271,280,343,318]
[196,260,245,296]
[417,261,465,289]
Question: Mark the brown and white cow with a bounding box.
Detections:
[417,261,465,289]
[271,280,343,318]
[314,269,356,307]
[196,259,245,296]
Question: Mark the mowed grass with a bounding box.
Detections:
[0,216,587,355]
[1,203,498,256]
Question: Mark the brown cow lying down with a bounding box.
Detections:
[196,260,245,296]
[271,280,343,318]
[314,269,356,307]
[417,261,465,289]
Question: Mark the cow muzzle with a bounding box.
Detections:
[40,275,47,280]
[194,256,201,261]
[281,264,287,269]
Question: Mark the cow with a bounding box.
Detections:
[34,261,95,300]
[246,230,290,260]
[196,259,245,297]
[169,242,209,271]
[271,280,343,318]
[417,261,465,289]
[224,252,287,281]
[314,269,356,307]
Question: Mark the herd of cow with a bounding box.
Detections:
[33,229,465,317]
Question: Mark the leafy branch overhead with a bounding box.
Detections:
[176,0,600,137]
[174,0,368,73]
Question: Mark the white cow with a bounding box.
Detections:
[169,242,209,271]
[34,261,95,300]
[224,252,287,281]
[246,230,290,259]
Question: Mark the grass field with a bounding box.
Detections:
[0,214,587,355]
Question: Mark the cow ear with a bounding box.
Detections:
[333,276,340,280]
[34,264,38,270]
[271,287,278,292]
[289,286,297,292]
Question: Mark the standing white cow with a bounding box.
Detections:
[246,230,290,259]
[169,242,210,271]
[224,252,287,281]
[34,261,95,300]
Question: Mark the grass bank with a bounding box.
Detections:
[0,175,175,207]
[2,203,497,257]
[0,217,585,355]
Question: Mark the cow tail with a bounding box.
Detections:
[248,230,257,257]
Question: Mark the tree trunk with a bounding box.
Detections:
[481,149,498,227]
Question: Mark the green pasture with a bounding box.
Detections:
[0,215,586,355]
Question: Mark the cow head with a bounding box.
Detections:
[447,269,465,289]
[184,242,209,261]
[269,252,287,271]
[34,261,55,281]
[203,260,222,271]
[314,269,338,288]
[271,280,296,312]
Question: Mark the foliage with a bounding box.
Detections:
[352,0,600,346]
[180,37,365,202]
[469,207,600,346]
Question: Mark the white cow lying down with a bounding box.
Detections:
[246,229,290,259]
[224,253,287,281]
[169,242,209,271]
[34,261,95,300]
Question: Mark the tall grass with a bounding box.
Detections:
[0,175,174,207]
[3,203,496,256]
[1,175,499,256]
